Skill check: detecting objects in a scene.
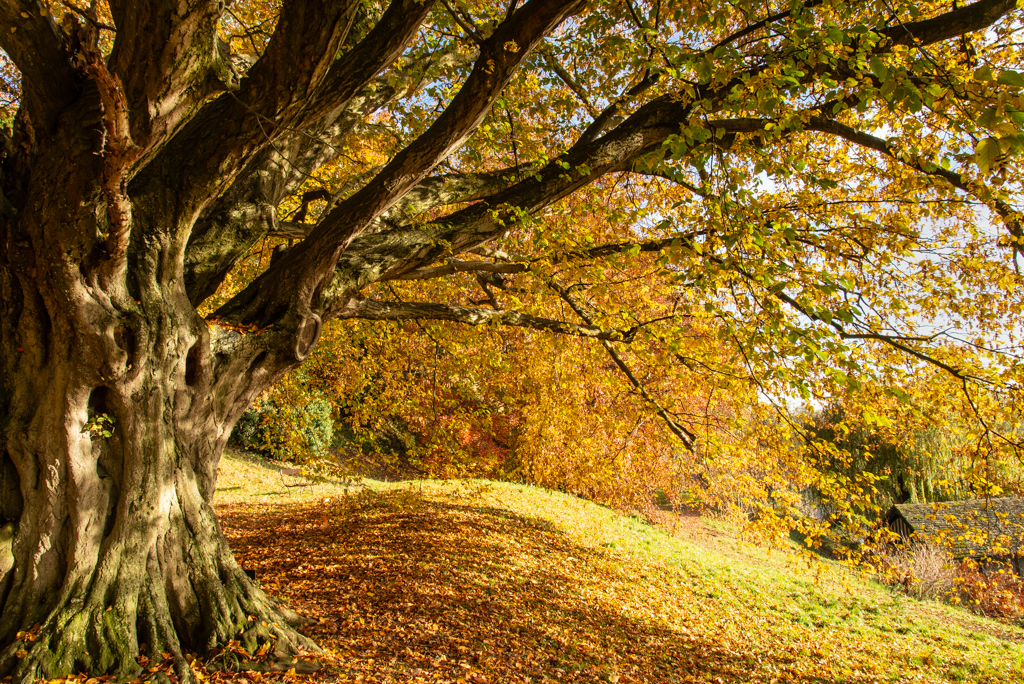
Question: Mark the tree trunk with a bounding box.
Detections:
[0,277,316,682]
[0,113,315,683]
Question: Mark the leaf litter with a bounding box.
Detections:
[209,467,1023,684]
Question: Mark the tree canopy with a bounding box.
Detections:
[1,0,1023,680]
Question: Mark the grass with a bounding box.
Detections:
[214,450,1024,683]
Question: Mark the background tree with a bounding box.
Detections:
[1,0,1023,681]
[807,391,970,512]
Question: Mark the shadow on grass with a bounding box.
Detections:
[217,490,880,683]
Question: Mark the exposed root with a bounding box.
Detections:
[0,565,320,684]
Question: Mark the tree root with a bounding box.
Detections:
[0,569,321,684]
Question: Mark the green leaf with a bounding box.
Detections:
[696,56,713,83]
[869,56,889,81]
[997,70,1024,89]
[975,137,1001,174]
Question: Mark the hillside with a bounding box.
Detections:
[212,451,1024,683]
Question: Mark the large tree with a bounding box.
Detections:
[1,0,1023,680]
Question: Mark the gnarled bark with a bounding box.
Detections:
[0,187,312,684]
[0,43,316,682]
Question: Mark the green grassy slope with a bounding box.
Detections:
[215,451,1023,683]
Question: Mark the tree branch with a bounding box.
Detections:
[804,117,1024,256]
[214,0,587,327]
[761,277,977,382]
[0,0,79,132]
[135,0,424,238]
[183,42,470,305]
[386,232,713,282]
[267,164,540,242]
[390,259,528,281]
[339,297,639,341]
[548,279,696,449]
[233,0,362,115]
[106,0,229,148]
[574,71,660,148]
[539,47,599,117]
[298,0,442,127]
[439,0,485,45]
[694,244,980,383]
[708,1,825,52]
[306,0,585,250]
[882,0,1018,47]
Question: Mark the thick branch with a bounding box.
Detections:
[214,0,587,327]
[233,0,361,118]
[377,165,541,228]
[134,0,424,238]
[391,259,527,281]
[184,43,468,305]
[882,0,1018,47]
[340,298,638,341]
[106,0,228,147]
[268,165,538,241]
[389,232,713,281]
[0,0,78,132]
[297,0,443,127]
[306,0,585,252]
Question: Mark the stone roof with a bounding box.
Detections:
[889,497,1024,559]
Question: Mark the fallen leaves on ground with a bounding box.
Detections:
[213,478,1023,684]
